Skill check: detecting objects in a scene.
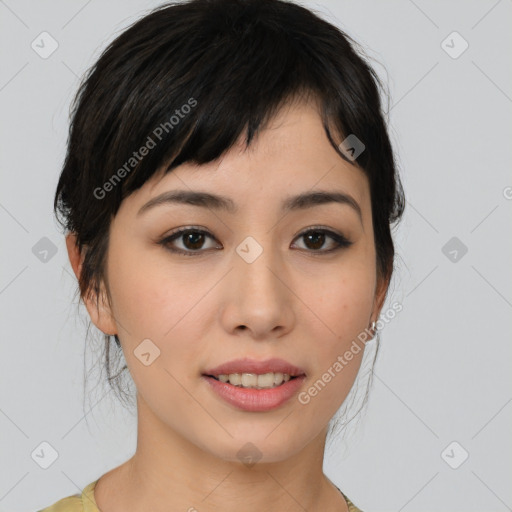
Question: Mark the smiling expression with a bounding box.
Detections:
[83,97,387,463]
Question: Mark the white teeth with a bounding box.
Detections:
[241,373,258,387]
[214,372,294,388]
[228,373,242,386]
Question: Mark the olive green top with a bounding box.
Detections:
[37,478,363,511]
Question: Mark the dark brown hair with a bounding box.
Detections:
[54,0,405,416]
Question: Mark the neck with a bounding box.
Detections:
[95,393,347,512]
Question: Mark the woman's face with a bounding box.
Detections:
[82,98,387,463]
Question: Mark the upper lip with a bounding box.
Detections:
[203,358,306,377]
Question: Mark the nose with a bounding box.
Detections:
[218,237,296,341]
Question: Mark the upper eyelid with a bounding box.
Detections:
[162,226,351,246]
[164,225,346,238]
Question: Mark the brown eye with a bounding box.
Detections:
[292,228,352,253]
[303,231,326,250]
[159,228,220,256]
[181,231,206,250]
[159,226,352,257]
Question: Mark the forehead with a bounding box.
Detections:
[127,99,370,219]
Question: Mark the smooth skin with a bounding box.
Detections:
[66,97,389,512]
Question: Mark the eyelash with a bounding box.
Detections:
[158,226,353,257]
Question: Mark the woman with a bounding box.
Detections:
[39,0,405,510]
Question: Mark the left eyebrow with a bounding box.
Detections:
[282,190,362,224]
[137,189,363,223]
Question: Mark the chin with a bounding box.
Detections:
[197,430,309,465]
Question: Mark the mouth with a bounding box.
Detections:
[201,358,306,412]
[201,370,307,412]
[202,357,306,390]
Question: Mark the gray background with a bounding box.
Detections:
[1,0,511,511]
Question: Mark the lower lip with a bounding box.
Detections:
[202,375,306,412]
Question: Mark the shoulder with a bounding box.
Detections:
[36,480,99,512]
[344,496,364,512]
[337,489,364,512]
[36,494,82,512]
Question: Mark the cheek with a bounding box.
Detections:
[107,240,211,339]
[322,281,374,342]
[304,261,376,346]
[294,277,373,426]
[105,250,207,404]
[106,242,218,388]
[297,256,375,412]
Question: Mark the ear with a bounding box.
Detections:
[65,233,118,336]
[370,272,391,327]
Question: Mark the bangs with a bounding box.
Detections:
[61,0,379,223]
[56,0,403,288]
